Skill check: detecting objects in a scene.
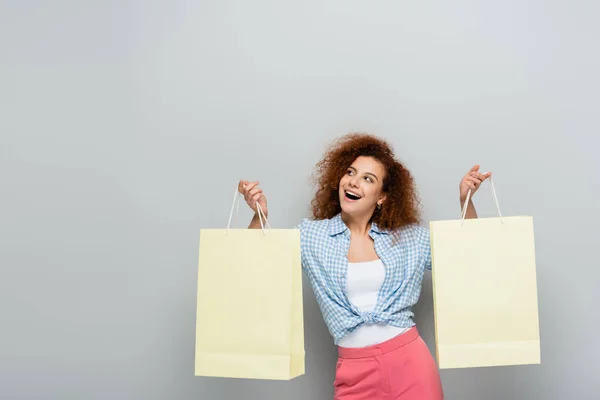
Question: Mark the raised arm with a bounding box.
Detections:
[458,165,492,219]
[238,180,269,229]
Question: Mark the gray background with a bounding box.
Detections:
[2,1,599,399]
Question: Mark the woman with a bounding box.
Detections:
[238,133,490,400]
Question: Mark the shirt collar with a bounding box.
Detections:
[327,213,390,236]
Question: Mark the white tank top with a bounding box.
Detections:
[337,259,409,348]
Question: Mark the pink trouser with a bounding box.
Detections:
[334,327,444,400]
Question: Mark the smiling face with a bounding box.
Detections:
[338,156,388,218]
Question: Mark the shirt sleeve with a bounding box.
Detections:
[295,218,310,273]
[421,227,432,271]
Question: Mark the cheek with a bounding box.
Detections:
[363,186,375,197]
[364,186,382,200]
[337,180,345,195]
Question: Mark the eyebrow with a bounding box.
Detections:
[348,166,379,181]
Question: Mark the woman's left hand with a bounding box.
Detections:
[459,165,492,203]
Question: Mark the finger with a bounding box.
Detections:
[464,177,482,188]
[472,172,486,181]
[471,172,490,183]
[243,181,259,195]
[238,180,249,193]
[465,177,482,185]
[247,187,263,199]
[245,188,261,203]
[250,193,263,207]
[470,164,480,172]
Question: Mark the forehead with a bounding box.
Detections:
[350,156,385,174]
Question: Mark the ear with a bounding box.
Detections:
[378,194,387,205]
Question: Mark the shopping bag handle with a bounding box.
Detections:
[226,186,272,235]
[460,174,503,226]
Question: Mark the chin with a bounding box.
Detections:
[340,201,361,215]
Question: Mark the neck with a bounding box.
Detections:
[341,211,373,236]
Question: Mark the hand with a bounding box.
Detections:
[238,180,268,217]
[459,165,491,203]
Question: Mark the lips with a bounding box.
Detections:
[344,190,362,201]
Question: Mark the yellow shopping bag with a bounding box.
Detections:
[194,189,304,380]
[430,177,540,369]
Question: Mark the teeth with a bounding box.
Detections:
[345,190,361,198]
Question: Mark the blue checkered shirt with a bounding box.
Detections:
[297,213,432,345]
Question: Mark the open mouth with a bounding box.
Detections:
[344,190,362,201]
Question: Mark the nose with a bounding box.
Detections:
[349,175,360,187]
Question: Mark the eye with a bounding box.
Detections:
[365,176,373,183]
[347,169,354,175]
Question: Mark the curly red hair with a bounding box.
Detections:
[310,133,422,231]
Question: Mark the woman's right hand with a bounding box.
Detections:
[238,180,268,217]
